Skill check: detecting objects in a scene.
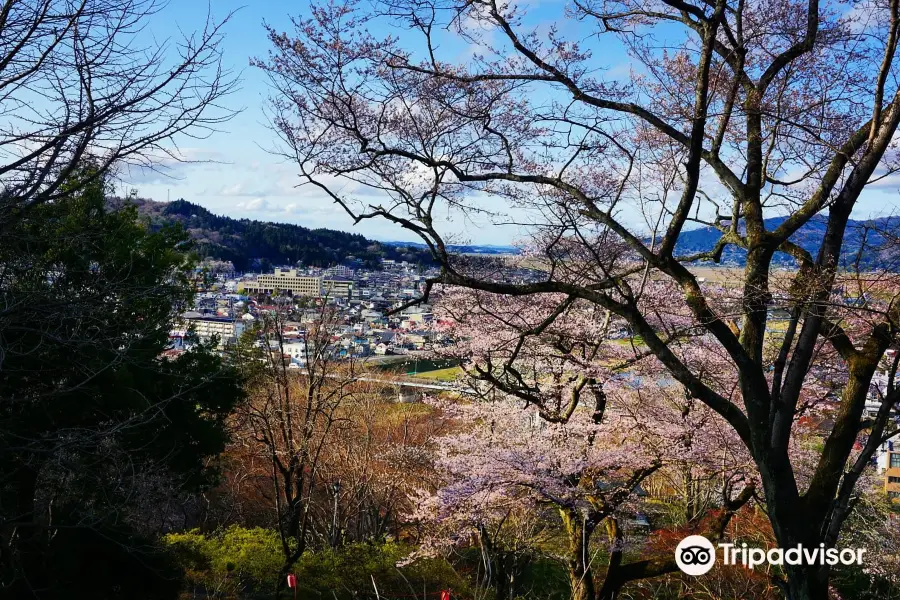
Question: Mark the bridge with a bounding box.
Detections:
[356,375,471,402]
[295,371,472,402]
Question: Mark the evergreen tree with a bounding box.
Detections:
[0,167,243,599]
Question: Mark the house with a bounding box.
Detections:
[281,340,307,362]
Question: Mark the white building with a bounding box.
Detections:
[179,312,245,348]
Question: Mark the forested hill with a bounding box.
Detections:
[123,198,433,271]
[122,198,900,271]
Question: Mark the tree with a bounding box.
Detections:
[230,304,370,583]
[408,290,755,600]
[261,1,900,596]
[413,392,757,600]
[0,0,237,228]
[0,166,243,597]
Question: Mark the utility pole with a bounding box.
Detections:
[330,480,341,547]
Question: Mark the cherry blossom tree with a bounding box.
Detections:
[406,291,756,600]
[260,1,900,597]
[411,391,755,600]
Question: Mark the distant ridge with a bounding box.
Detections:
[120,198,900,271]
[393,215,900,268]
[122,198,434,271]
[383,241,520,255]
[675,215,900,269]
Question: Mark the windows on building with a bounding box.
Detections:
[891,453,900,469]
[889,476,900,484]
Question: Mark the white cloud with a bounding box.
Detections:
[117,148,229,185]
[237,197,269,211]
[218,181,280,197]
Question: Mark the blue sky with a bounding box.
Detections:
[122,0,633,245]
[122,0,528,244]
[121,1,900,245]
[122,2,372,234]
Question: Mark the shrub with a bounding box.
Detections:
[164,528,469,599]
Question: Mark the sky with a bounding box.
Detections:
[121,0,637,246]
[121,2,383,235]
[121,0,532,244]
[120,0,900,245]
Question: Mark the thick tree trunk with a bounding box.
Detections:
[560,508,596,600]
[758,460,832,600]
[784,565,830,600]
[3,464,40,595]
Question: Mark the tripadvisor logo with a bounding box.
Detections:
[676,535,716,575]
[675,535,866,576]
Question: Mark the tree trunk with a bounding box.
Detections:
[3,464,40,595]
[784,565,830,600]
[597,517,624,600]
[758,462,831,600]
[560,508,596,600]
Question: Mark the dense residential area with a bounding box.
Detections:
[6,1,900,600]
[174,259,452,360]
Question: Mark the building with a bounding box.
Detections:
[241,268,322,296]
[875,434,900,502]
[241,269,353,299]
[325,264,354,277]
[179,312,245,348]
[322,277,353,300]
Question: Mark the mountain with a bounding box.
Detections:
[121,198,900,271]
[384,241,520,255]
[391,214,900,268]
[675,215,900,269]
[123,198,434,271]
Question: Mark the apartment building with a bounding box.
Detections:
[178,312,245,348]
[242,269,323,296]
[322,277,353,299]
[241,269,353,299]
[875,435,900,502]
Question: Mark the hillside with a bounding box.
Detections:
[121,198,900,272]
[124,198,433,271]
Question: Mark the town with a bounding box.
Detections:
[174,259,448,363]
[173,257,545,363]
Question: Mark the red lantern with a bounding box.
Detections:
[440,591,451,600]
[286,574,297,589]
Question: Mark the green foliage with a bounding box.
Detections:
[165,527,284,596]
[0,167,242,483]
[295,542,467,599]
[165,527,470,599]
[0,165,244,596]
